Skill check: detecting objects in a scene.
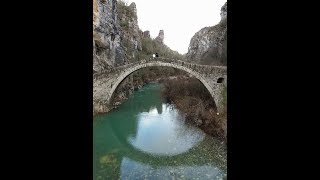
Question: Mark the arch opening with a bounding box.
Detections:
[217,77,224,83]
[108,63,217,111]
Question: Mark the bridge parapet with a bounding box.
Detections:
[94,57,226,80]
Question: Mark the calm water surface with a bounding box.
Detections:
[93,83,227,180]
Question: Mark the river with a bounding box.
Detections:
[93,83,227,180]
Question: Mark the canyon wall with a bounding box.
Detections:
[186,2,227,66]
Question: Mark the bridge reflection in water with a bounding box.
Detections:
[94,84,226,179]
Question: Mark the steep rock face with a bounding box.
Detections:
[186,2,227,65]
[143,31,150,38]
[117,2,143,61]
[93,0,143,73]
[93,0,150,115]
[220,2,227,22]
[93,1,184,116]
[154,30,164,44]
[93,0,124,72]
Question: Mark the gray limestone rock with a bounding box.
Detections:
[186,2,227,66]
[143,31,150,38]
[155,30,164,44]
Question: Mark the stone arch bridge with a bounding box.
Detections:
[93,57,227,113]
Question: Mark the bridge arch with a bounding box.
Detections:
[108,61,218,110]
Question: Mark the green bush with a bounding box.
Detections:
[119,21,129,29]
[138,36,185,60]
[117,0,136,19]
[141,38,154,55]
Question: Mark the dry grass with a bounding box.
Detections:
[162,77,227,142]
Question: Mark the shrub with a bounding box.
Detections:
[141,37,154,55]
[162,77,227,141]
[119,21,129,30]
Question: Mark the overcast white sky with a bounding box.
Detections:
[125,0,227,54]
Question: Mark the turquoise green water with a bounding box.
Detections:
[93,83,227,180]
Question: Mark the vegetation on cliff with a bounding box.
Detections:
[186,2,227,66]
[117,0,137,20]
[134,37,184,61]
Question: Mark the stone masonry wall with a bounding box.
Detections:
[93,58,227,115]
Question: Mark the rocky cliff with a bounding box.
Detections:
[93,0,183,71]
[93,0,142,114]
[93,0,143,73]
[94,0,122,72]
[117,1,143,61]
[186,2,227,66]
[93,0,183,115]
[154,30,164,44]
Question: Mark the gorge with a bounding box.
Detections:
[93,0,227,179]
